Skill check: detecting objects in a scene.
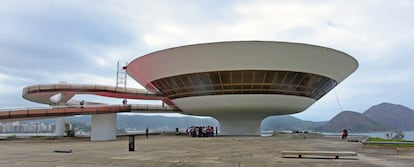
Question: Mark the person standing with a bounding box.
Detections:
[80,100,85,108]
[341,129,348,140]
[145,127,149,139]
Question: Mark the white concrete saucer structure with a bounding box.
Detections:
[127,41,358,135]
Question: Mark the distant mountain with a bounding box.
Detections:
[261,115,325,131]
[364,103,414,131]
[316,103,414,132]
[262,103,414,133]
[316,111,388,132]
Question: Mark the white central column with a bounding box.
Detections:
[213,113,266,136]
[55,117,65,136]
[91,113,117,141]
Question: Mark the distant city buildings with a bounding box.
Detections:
[0,122,56,133]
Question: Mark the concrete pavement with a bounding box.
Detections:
[0,134,413,166]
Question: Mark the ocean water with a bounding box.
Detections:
[0,133,56,139]
[323,131,414,141]
[351,131,414,141]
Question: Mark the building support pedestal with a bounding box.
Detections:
[55,117,65,136]
[91,113,117,141]
[214,113,267,136]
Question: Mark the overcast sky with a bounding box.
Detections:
[0,0,413,121]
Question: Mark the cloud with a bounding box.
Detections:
[1,0,413,122]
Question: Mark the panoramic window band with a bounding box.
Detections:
[150,70,337,100]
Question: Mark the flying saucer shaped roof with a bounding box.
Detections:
[127,41,358,90]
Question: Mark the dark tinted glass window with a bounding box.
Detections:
[254,71,265,83]
[264,71,275,83]
[275,71,286,84]
[220,71,231,84]
[243,71,253,83]
[198,73,210,85]
[232,71,242,83]
[181,76,192,87]
[209,72,220,85]
[150,70,336,100]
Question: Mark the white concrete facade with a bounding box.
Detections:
[174,95,315,116]
[214,113,268,136]
[91,114,117,141]
[127,41,358,88]
[55,117,65,136]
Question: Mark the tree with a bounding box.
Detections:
[64,121,75,137]
[393,130,405,140]
[385,130,405,140]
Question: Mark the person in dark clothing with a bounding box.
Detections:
[341,129,348,140]
[80,100,85,108]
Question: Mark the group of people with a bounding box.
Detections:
[186,126,217,137]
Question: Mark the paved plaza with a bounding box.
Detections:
[0,134,413,166]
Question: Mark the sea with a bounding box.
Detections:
[322,131,414,141]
